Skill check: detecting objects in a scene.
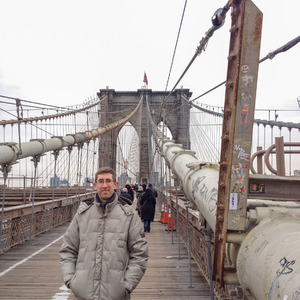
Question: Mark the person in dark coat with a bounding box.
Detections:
[125,182,134,199]
[121,187,133,202]
[140,188,156,233]
[148,183,158,198]
[136,186,144,216]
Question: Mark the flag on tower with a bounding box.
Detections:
[143,72,148,85]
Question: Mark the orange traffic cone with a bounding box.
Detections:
[166,206,176,231]
[162,203,168,224]
[160,202,165,223]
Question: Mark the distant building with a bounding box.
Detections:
[118,172,131,188]
[50,175,61,187]
[150,171,159,186]
[61,179,69,186]
[50,175,69,187]
[294,170,300,177]
[83,177,93,186]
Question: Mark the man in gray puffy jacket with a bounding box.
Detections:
[59,167,149,300]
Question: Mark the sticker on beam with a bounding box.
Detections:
[229,193,238,210]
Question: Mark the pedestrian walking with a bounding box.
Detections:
[125,181,134,199]
[148,183,158,198]
[121,187,133,202]
[136,185,144,216]
[140,188,156,233]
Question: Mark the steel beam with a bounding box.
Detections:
[213,0,262,285]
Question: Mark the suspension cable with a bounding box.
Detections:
[190,35,300,103]
[0,95,107,126]
[165,0,189,92]
[51,150,59,231]
[0,93,99,112]
[29,156,40,244]
[187,95,300,130]
[0,165,9,252]
[161,0,231,107]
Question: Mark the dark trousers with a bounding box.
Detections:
[143,220,151,232]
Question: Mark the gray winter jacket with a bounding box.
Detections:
[59,193,148,300]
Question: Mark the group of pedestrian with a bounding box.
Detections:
[120,181,157,234]
[59,167,159,299]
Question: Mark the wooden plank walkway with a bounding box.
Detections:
[0,221,211,300]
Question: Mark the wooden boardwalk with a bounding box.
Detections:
[0,221,211,300]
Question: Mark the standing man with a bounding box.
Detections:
[59,167,148,300]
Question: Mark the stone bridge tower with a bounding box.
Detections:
[97,87,192,183]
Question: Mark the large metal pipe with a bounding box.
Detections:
[151,127,219,231]
[149,110,300,298]
[0,136,75,165]
[237,207,300,300]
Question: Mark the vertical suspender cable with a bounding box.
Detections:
[271,125,274,167]
[79,144,83,200]
[164,162,168,231]
[147,113,153,181]
[263,124,266,174]
[257,124,260,148]
[160,151,163,191]
[263,124,266,150]
[76,145,81,205]
[289,128,292,176]
[175,185,181,260]
[168,166,174,243]
[85,142,89,198]
[10,125,14,185]
[185,198,193,288]
[2,125,5,142]
[205,225,215,299]
[29,156,40,244]
[0,165,9,252]
[51,150,59,231]
[161,111,166,196]
[92,140,96,181]
[23,175,26,203]
[67,147,72,199]
[85,111,90,197]
[74,113,77,133]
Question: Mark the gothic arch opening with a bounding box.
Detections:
[156,121,173,140]
[116,121,140,187]
[150,121,173,186]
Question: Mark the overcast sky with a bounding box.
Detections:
[0,0,299,122]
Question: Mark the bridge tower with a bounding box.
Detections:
[97,87,192,183]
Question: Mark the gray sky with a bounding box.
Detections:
[0,0,299,122]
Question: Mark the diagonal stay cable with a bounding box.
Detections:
[161,0,231,107]
[190,35,300,102]
[165,0,189,92]
[0,93,97,111]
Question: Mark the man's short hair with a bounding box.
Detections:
[95,167,116,182]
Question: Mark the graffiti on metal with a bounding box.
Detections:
[231,163,246,195]
[276,257,295,276]
[233,143,250,161]
[191,176,217,213]
[268,257,296,300]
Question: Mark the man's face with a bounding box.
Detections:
[93,172,119,201]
